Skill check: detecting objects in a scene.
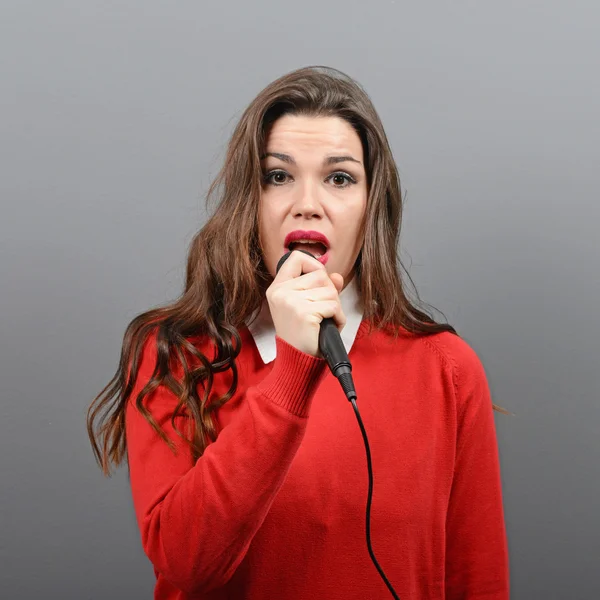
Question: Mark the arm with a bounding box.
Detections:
[125,331,327,594]
[444,345,510,599]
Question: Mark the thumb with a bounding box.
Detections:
[329,272,344,293]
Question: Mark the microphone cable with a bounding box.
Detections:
[327,356,401,600]
[349,393,401,600]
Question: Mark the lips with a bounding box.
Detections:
[284,230,330,252]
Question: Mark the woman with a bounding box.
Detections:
[87,65,510,599]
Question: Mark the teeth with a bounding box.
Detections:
[289,240,328,249]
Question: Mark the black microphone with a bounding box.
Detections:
[275,250,357,402]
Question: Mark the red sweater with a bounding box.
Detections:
[125,320,509,599]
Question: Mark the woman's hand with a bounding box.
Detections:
[266,251,346,358]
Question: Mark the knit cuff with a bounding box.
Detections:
[255,336,328,418]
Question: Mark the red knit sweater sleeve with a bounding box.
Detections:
[444,342,510,599]
[125,331,327,595]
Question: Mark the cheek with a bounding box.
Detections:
[260,218,276,250]
[259,200,284,244]
[257,205,277,254]
[257,201,269,239]
[340,201,366,235]
[339,210,366,257]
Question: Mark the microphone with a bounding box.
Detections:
[275,250,357,402]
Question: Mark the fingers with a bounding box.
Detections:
[303,300,347,332]
[265,250,347,355]
[296,286,340,303]
[274,250,325,283]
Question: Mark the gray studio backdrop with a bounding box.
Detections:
[1,2,598,598]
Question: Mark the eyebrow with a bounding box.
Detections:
[260,152,362,166]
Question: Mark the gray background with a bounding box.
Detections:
[1,1,598,598]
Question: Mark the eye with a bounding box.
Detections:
[263,169,357,188]
[326,171,357,188]
[263,169,291,186]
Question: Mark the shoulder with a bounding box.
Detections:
[417,330,493,423]
[418,330,487,384]
[368,322,489,398]
[373,321,486,381]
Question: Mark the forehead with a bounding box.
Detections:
[264,114,363,158]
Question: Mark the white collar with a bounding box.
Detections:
[245,276,364,364]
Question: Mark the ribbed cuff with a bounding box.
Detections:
[256,336,328,418]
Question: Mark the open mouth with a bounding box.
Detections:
[287,241,328,258]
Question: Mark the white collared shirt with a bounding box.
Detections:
[245,276,364,364]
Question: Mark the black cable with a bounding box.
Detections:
[349,396,401,600]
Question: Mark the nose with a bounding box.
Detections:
[290,179,325,219]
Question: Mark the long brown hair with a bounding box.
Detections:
[87,66,508,477]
